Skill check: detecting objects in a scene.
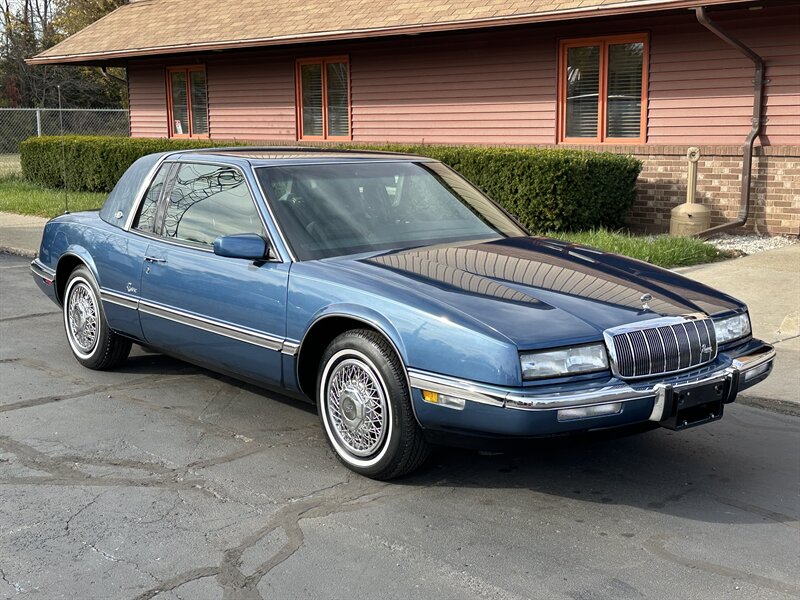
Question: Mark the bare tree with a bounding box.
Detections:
[0,0,125,108]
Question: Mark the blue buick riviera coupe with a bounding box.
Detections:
[31,148,775,479]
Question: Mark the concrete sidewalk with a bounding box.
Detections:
[678,244,800,412]
[1,210,797,408]
[0,211,47,257]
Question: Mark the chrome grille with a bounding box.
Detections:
[606,318,717,379]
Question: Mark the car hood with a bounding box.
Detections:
[325,237,743,350]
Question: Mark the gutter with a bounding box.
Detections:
[694,6,766,238]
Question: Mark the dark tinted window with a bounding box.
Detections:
[132,163,170,232]
[162,163,264,246]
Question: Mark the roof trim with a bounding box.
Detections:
[28,0,751,65]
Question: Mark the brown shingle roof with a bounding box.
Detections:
[30,0,747,65]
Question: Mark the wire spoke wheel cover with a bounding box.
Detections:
[66,281,99,355]
[326,356,389,457]
[317,330,429,478]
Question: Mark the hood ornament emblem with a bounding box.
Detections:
[640,293,653,311]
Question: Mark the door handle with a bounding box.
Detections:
[144,256,167,263]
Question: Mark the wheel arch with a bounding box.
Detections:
[295,310,409,405]
[55,249,98,305]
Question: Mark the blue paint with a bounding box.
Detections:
[33,149,769,441]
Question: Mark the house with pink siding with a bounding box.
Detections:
[29,0,800,235]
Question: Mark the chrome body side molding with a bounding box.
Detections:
[137,298,285,352]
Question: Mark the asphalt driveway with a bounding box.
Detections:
[1,252,799,599]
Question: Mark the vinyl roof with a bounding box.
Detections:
[29,0,749,65]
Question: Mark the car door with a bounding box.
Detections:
[94,160,173,341]
[138,160,289,386]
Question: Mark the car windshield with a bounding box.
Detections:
[255,161,526,260]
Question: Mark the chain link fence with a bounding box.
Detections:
[0,108,130,176]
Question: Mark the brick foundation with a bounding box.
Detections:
[604,145,799,237]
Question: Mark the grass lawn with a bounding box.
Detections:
[0,175,727,268]
[0,174,106,218]
[550,229,728,269]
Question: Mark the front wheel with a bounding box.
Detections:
[317,329,429,480]
[63,266,131,370]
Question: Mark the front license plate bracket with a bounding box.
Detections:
[659,377,730,430]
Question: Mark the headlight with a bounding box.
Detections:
[714,313,751,345]
[520,344,608,380]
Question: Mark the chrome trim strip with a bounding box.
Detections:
[138,299,284,351]
[281,340,300,356]
[408,343,775,413]
[409,371,505,408]
[732,345,776,371]
[123,153,172,231]
[100,289,139,310]
[30,259,55,281]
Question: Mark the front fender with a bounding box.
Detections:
[303,303,408,363]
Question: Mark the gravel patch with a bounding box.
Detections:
[706,233,797,255]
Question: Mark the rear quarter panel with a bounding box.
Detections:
[38,212,148,339]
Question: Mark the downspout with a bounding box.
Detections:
[693,6,766,238]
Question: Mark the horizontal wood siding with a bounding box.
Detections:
[128,65,167,137]
[350,32,556,144]
[125,4,799,147]
[206,56,296,141]
[646,7,800,146]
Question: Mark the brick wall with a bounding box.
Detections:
[628,146,799,236]
[558,144,799,236]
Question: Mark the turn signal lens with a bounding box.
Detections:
[422,390,439,403]
[421,390,466,410]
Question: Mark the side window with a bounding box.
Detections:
[132,163,170,232]
[162,163,264,246]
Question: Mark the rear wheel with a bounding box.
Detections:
[317,329,429,480]
[63,266,131,370]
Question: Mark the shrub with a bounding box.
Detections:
[20,136,641,231]
[20,136,240,194]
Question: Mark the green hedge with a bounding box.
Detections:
[20,136,641,231]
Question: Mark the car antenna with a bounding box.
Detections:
[58,85,69,214]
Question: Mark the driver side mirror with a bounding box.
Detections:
[213,233,270,261]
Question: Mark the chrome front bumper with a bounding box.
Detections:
[408,342,776,417]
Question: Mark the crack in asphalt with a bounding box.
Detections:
[0,566,24,594]
[0,311,60,323]
[0,436,240,502]
[644,534,800,596]
[65,491,105,535]
[127,475,419,600]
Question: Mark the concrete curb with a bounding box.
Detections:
[0,245,36,258]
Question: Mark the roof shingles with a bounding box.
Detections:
[30,0,745,64]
